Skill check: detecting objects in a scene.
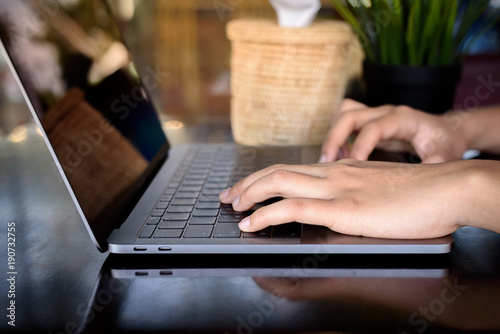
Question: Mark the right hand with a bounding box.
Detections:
[319,99,470,164]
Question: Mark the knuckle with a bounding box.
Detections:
[266,164,287,173]
[362,121,383,134]
[269,168,291,184]
[393,105,413,115]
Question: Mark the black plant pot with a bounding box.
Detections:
[362,62,462,114]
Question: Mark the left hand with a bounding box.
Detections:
[219,159,467,239]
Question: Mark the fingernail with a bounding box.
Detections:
[219,188,231,199]
[319,154,327,163]
[232,196,240,208]
[239,217,250,230]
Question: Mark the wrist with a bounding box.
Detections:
[460,111,481,151]
[453,160,500,231]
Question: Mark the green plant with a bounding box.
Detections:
[330,0,500,65]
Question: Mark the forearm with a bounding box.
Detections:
[461,105,500,153]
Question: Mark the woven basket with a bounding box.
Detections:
[227,18,352,146]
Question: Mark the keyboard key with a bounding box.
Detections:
[213,223,241,238]
[167,182,180,189]
[212,177,231,184]
[220,206,243,215]
[192,209,219,217]
[156,202,168,210]
[205,182,226,189]
[196,202,221,209]
[175,192,200,199]
[154,229,183,238]
[203,188,225,195]
[139,225,156,238]
[243,228,271,238]
[189,217,216,225]
[151,209,165,217]
[273,226,301,238]
[163,213,190,220]
[164,188,176,195]
[184,225,213,238]
[169,176,183,183]
[179,185,203,192]
[160,194,173,202]
[171,198,197,206]
[277,222,302,230]
[188,168,209,174]
[185,174,208,180]
[147,217,161,225]
[159,221,187,229]
[199,195,220,202]
[167,205,194,213]
[182,179,205,186]
[218,214,245,223]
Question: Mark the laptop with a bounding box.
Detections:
[0,0,452,254]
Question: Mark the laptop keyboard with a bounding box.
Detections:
[138,147,302,239]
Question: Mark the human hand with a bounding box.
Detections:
[319,99,469,164]
[219,159,475,239]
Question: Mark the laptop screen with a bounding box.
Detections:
[0,0,169,250]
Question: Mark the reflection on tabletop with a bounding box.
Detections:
[79,250,500,333]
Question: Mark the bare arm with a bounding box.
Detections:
[463,105,500,154]
[320,99,500,164]
[219,159,500,238]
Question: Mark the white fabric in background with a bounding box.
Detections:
[268,0,321,27]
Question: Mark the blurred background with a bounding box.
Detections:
[0,0,499,143]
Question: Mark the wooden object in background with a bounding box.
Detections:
[227,19,353,146]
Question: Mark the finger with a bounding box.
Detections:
[233,169,328,211]
[238,198,330,232]
[420,147,462,164]
[338,143,350,159]
[219,164,326,203]
[421,154,447,164]
[238,198,358,234]
[321,106,394,162]
[338,98,368,113]
[418,141,465,164]
[349,113,417,160]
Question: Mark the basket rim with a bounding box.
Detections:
[227,18,353,45]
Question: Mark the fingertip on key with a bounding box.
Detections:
[219,188,231,200]
[238,217,250,230]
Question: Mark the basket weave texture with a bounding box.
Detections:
[227,19,352,146]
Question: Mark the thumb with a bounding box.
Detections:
[421,148,457,163]
[421,154,447,164]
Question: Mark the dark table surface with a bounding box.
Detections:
[1,120,500,334]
